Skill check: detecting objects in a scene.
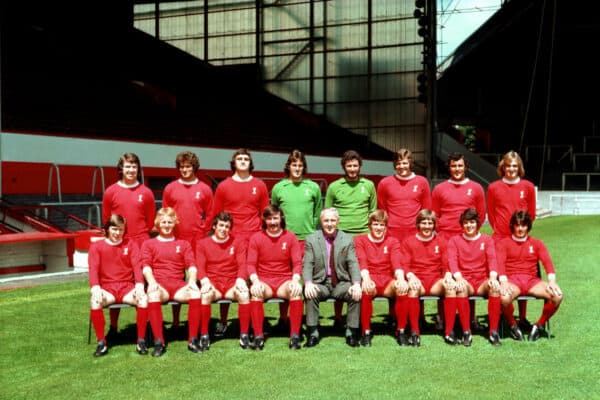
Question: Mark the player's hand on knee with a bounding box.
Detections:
[250,281,264,298]
[200,278,213,295]
[91,285,103,306]
[304,282,320,299]
[235,278,249,294]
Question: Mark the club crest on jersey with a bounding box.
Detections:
[138,194,143,202]
[229,247,235,255]
[383,246,388,254]
[413,185,418,193]
[480,243,485,251]
[434,245,439,254]
[282,242,287,250]
[195,192,201,199]
[467,188,472,196]
[361,186,366,193]
[529,245,534,254]
[252,187,257,195]
[520,190,525,199]
[123,247,129,255]
[176,245,181,253]
[305,189,310,196]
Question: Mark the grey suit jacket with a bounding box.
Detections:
[302,229,361,285]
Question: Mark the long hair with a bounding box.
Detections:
[262,204,286,230]
[497,150,525,178]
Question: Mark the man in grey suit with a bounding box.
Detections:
[303,207,362,347]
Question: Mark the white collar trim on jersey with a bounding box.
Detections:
[395,172,416,181]
[266,229,284,238]
[416,232,435,242]
[105,238,123,246]
[368,233,385,243]
[178,178,199,185]
[211,235,230,244]
[502,177,521,184]
[157,236,175,242]
[117,180,140,189]
[448,178,470,185]
[462,232,481,241]
[511,234,528,242]
[232,174,254,183]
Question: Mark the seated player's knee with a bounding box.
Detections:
[408,288,420,297]
[201,290,213,303]
[137,294,148,308]
[147,290,161,303]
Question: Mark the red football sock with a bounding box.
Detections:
[456,297,470,332]
[220,303,230,324]
[536,301,559,326]
[360,294,373,334]
[502,303,517,326]
[187,299,201,341]
[289,299,303,337]
[334,300,343,320]
[250,300,264,337]
[443,297,457,336]
[135,306,148,340]
[148,301,164,343]
[395,295,408,330]
[487,296,501,333]
[199,303,211,336]
[91,309,106,342]
[518,299,528,321]
[109,307,120,330]
[408,297,420,334]
[279,302,289,322]
[238,303,251,335]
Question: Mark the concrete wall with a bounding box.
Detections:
[537,191,600,216]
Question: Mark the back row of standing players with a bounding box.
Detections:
[92,147,562,356]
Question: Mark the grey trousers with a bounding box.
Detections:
[305,280,360,329]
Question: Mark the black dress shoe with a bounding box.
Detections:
[305,335,320,348]
[345,334,359,347]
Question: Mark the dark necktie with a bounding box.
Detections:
[328,237,338,287]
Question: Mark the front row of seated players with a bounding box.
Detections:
[89,207,562,355]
